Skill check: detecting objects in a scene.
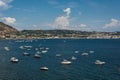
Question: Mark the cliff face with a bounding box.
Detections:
[0,22,18,33]
[0,22,19,38]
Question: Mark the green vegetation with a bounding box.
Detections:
[0,22,120,39]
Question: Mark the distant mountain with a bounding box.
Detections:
[0,22,18,33]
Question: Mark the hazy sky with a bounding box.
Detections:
[0,0,120,32]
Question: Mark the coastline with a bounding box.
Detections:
[0,37,120,40]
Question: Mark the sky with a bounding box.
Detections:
[0,0,120,32]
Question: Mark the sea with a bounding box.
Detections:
[0,39,120,80]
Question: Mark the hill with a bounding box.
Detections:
[0,22,18,38]
[0,22,18,32]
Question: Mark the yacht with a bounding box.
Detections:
[95,60,106,65]
[71,56,77,60]
[10,57,19,63]
[56,54,61,57]
[40,66,48,70]
[61,59,71,65]
[75,51,79,53]
[4,47,10,51]
[41,50,47,53]
[81,53,89,56]
[35,48,39,51]
[34,54,41,58]
[23,52,30,56]
[46,48,49,50]
[23,46,32,48]
[89,51,94,53]
[19,46,24,49]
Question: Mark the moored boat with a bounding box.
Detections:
[23,52,30,56]
[56,54,61,57]
[10,57,19,63]
[75,51,79,53]
[41,50,47,53]
[81,53,89,56]
[40,66,48,70]
[34,54,41,58]
[4,47,10,51]
[95,60,106,65]
[71,56,77,60]
[89,51,94,53]
[61,59,71,65]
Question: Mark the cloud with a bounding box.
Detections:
[46,8,91,31]
[69,24,91,31]
[50,8,71,29]
[0,0,13,10]
[78,24,91,31]
[1,17,16,24]
[79,24,87,27]
[54,16,69,29]
[104,18,120,28]
[63,8,71,17]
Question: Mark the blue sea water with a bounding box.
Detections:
[0,39,120,80]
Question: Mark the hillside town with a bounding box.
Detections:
[0,22,120,39]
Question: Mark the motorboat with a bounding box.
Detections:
[75,51,79,53]
[56,54,61,57]
[34,54,41,58]
[23,46,32,48]
[36,51,41,54]
[19,45,32,49]
[61,59,71,65]
[81,53,89,56]
[71,56,77,60]
[46,48,49,50]
[35,48,39,51]
[95,60,106,65]
[41,50,47,53]
[89,51,94,53]
[10,57,19,63]
[19,46,24,49]
[40,66,48,70]
[23,52,30,56]
[4,47,10,51]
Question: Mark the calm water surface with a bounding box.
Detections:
[0,39,120,80]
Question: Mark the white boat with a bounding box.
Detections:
[10,57,19,63]
[61,59,71,65]
[41,50,47,53]
[19,46,24,49]
[19,46,32,49]
[40,66,48,70]
[35,48,39,51]
[23,52,30,56]
[46,48,49,50]
[75,51,79,53]
[71,56,77,60]
[81,53,89,56]
[56,54,61,57]
[95,60,106,65]
[23,46,32,49]
[89,51,94,53]
[34,54,41,58]
[4,47,10,51]
[36,51,41,54]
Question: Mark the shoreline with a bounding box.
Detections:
[0,37,120,40]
